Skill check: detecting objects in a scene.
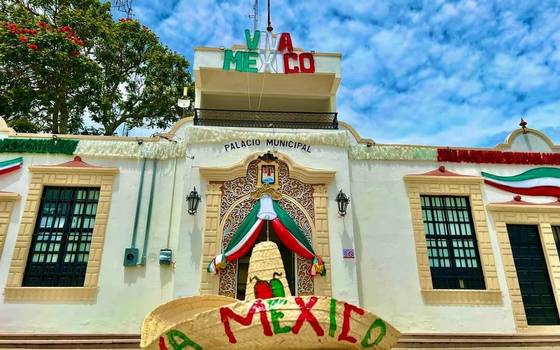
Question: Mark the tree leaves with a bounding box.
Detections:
[0,0,191,135]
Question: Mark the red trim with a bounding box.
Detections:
[484,180,560,197]
[0,164,21,175]
[226,220,265,262]
[270,218,314,259]
[49,156,100,168]
[419,166,472,177]
[438,148,560,165]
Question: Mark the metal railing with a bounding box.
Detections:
[194,108,338,130]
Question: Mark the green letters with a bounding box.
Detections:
[360,319,386,348]
[244,29,261,50]
[165,329,202,350]
[328,298,337,337]
[223,50,258,73]
[223,49,244,71]
[223,29,261,72]
[245,52,259,72]
[267,299,291,334]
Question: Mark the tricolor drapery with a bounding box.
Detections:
[482,167,560,197]
[208,195,325,276]
[0,157,23,175]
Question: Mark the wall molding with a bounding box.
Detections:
[0,192,19,259]
[404,175,501,305]
[3,332,560,349]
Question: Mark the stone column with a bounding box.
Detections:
[199,182,223,295]
[312,185,332,296]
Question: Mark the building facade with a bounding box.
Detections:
[1,31,560,349]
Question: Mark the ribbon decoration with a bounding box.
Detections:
[0,157,23,175]
[208,195,325,276]
[482,167,560,197]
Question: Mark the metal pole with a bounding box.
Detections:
[267,0,273,32]
[141,159,158,265]
[130,158,147,248]
[253,0,259,32]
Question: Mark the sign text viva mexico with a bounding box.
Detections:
[223,29,315,74]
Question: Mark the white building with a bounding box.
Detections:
[1,29,560,349]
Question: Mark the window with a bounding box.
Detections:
[23,187,100,287]
[420,195,485,290]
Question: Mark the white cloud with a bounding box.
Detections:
[130,0,560,147]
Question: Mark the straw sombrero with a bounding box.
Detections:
[141,242,400,349]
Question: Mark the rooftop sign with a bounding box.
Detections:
[223,30,315,74]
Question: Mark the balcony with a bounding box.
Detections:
[193,108,338,130]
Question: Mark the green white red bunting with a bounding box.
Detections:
[0,157,23,175]
[208,195,325,276]
[482,167,560,197]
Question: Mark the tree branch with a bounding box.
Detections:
[15,0,39,16]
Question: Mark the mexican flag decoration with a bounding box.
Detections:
[208,194,326,277]
[482,167,560,197]
[0,157,23,175]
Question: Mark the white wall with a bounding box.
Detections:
[0,154,198,333]
[0,126,557,335]
[349,159,560,334]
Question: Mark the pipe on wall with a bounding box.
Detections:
[141,159,158,265]
[130,158,147,249]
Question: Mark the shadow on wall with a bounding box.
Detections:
[190,222,202,270]
[124,263,147,285]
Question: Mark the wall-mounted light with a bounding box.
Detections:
[335,189,350,216]
[186,187,201,215]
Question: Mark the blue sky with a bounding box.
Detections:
[128,0,560,147]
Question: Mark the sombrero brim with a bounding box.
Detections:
[142,296,400,349]
[141,294,237,347]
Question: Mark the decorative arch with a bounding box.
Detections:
[496,127,560,152]
[199,152,333,298]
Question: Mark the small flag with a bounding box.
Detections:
[343,248,355,259]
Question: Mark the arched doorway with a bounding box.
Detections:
[236,223,296,300]
[199,153,334,298]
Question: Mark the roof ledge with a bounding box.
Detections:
[30,156,118,175]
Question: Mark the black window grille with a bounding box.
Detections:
[420,195,485,289]
[23,187,100,287]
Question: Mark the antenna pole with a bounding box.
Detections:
[267,0,273,32]
[251,0,259,32]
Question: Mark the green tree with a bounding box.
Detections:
[0,0,191,135]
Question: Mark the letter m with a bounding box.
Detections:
[220,301,272,343]
[223,49,245,71]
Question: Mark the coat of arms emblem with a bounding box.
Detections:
[261,164,275,184]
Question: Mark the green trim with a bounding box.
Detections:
[272,201,315,254]
[482,167,560,182]
[224,201,261,253]
[0,157,23,168]
[349,145,437,161]
[0,139,78,154]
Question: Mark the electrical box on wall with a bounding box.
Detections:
[159,249,172,265]
[123,247,139,266]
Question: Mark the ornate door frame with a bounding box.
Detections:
[199,152,334,297]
